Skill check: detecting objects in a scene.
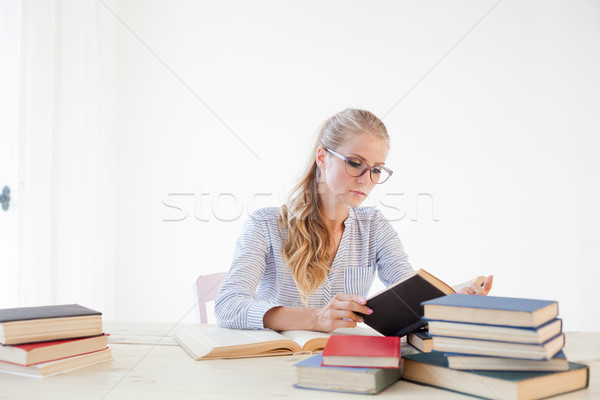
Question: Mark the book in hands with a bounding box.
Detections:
[0,304,103,345]
[0,334,109,366]
[0,348,112,378]
[426,318,563,344]
[422,294,559,328]
[294,353,401,395]
[430,333,565,360]
[402,351,589,400]
[358,269,456,337]
[321,335,401,368]
[174,326,381,360]
[445,350,569,372]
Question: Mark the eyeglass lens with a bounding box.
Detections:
[345,158,390,183]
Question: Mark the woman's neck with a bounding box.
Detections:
[321,199,349,233]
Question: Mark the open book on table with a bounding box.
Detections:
[174,325,381,361]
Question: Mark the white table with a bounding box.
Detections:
[0,323,597,399]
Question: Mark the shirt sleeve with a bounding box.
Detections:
[374,210,415,286]
[214,210,282,330]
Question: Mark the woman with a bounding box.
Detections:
[215,108,492,332]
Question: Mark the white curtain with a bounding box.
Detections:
[15,0,117,317]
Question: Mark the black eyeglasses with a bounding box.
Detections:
[324,147,393,184]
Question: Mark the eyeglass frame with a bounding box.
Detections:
[323,147,393,184]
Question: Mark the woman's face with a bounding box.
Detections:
[317,133,389,209]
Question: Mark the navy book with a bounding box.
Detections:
[425,318,563,344]
[430,332,565,360]
[422,294,558,328]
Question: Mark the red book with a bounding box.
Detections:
[0,334,109,366]
[321,335,401,368]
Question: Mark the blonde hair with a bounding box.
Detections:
[278,108,390,303]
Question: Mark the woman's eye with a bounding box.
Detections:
[348,160,362,168]
[373,168,382,174]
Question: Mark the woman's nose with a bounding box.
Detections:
[356,171,370,185]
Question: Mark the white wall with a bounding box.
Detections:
[9,0,600,330]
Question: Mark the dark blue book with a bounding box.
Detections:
[426,318,563,344]
[445,350,569,371]
[403,351,589,399]
[422,294,558,328]
[430,333,565,360]
[293,354,401,394]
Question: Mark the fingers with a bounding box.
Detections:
[458,275,494,296]
[458,285,475,295]
[336,309,363,323]
[331,293,372,315]
[482,275,493,295]
[315,293,374,332]
[470,282,487,295]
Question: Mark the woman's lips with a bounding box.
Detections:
[351,190,366,197]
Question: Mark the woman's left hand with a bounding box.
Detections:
[458,275,493,295]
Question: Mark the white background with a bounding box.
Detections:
[2,0,599,330]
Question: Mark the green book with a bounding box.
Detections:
[402,352,589,400]
[293,354,401,394]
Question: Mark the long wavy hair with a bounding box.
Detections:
[278,108,390,303]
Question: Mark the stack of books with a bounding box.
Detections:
[0,304,111,378]
[402,294,590,399]
[293,335,403,394]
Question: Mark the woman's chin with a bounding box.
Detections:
[347,196,366,207]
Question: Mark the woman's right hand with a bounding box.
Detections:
[313,293,373,332]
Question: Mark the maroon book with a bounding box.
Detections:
[0,334,109,366]
[321,335,401,368]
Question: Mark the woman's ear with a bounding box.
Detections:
[315,146,327,170]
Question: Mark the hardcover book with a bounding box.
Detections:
[430,333,565,360]
[321,335,401,368]
[422,294,558,328]
[407,329,433,353]
[402,351,589,400]
[0,304,103,345]
[0,348,112,378]
[358,269,471,337]
[445,350,569,372]
[174,326,380,360]
[294,353,401,394]
[0,334,109,366]
[426,318,562,344]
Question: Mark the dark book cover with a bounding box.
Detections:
[0,304,102,324]
[359,274,448,337]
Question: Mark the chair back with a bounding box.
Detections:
[196,272,227,323]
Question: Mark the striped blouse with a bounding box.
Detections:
[214,206,415,330]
